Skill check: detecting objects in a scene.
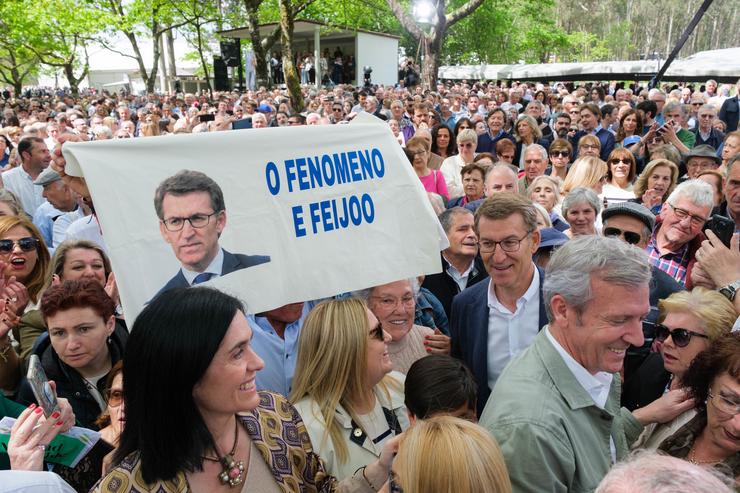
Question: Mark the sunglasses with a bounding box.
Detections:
[654,324,709,348]
[603,227,641,245]
[609,158,630,165]
[551,150,570,158]
[0,237,38,254]
[370,322,384,341]
[106,389,124,408]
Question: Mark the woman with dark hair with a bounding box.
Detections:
[590,86,605,107]
[615,109,643,150]
[431,124,455,159]
[404,355,476,422]
[453,117,473,140]
[93,287,396,492]
[602,148,637,205]
[17,280,126,430]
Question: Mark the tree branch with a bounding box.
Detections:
[385,0,422,40]
[446,0,486,29]
[98,38,139,60]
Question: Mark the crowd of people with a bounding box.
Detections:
[0,74,739,493]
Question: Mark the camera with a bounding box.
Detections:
[363,66,373,88]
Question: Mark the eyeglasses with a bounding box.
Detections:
[692,102,703,106]
[161,211,222,232]
[369,322,385,341]
[106,389,124,408]
[551,150,570,158]
[581,144,600,150]
[479,232,531,253]
[371,295,415,311]
[654,323,709,347]
[333,107,343,112]
[667,203,707,227]
[0,237,38,254]
[609,158,630,165]
[603,227,642,245]
[708,391,740,416]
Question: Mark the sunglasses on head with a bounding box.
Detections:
[603,227,641,245]
[654,324,709,348]
[0,237,38,254]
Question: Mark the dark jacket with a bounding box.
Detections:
[17,324,128,429]
[450,266,548,416]
[513,139,551,168]
[719,95,739,132]
[692,127,724,150]
[154,248,270,298]
[573,128,616,161]
[422,254,488,318]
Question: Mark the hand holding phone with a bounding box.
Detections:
[27,354,60,418]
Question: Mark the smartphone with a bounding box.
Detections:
[704,215,735,248]
[199,113,215,122]
[27,354,59,418]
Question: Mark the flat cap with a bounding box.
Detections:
[33,167,62,186]
[601,201,655,232]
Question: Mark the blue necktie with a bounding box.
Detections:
[192,272,214,285]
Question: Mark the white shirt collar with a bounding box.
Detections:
[545,326,613,409]
[181,248,224,285]
[487,264,539,311]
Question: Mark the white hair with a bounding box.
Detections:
[666,179,714,211]
[596,451,734,493]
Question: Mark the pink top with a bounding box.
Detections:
[418,169,450,201]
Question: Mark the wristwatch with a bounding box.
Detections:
[718,280,740,301]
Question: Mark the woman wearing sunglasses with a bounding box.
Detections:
[602,148,637,206]
[653,333,740,477]
[547,139,572,181]
[629,288,735,450]
[291,298,408,480]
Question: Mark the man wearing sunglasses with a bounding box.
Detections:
[152,170,270,298]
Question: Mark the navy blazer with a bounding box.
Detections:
[450,265,548,416]
[154,248,270,298]
[573,128,616,162]
[719,96,739,132]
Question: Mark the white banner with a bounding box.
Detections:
[62,119,443,319]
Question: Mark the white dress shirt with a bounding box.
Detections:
[443,255,475,292]
[487,266,540,391]
[545,327,617,462]
[2,166,45,216]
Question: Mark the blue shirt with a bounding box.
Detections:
[32,201,66,248]
[249,302,314,396]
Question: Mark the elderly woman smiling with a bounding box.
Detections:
[359,279,450,374]
[561,187,602,238]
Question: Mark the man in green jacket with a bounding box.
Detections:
[480,236,695,492]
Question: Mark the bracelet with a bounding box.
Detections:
[355,466,380,491]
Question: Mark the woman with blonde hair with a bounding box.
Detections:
[440,128,477,199]
[632,159,679,214]
[291,298,408,479]
[528,175,568,231]
[561,156,608,197]
[391,415,511,493]
[0,189,26,218]
[512,115,545,168]
[626,288,736,449]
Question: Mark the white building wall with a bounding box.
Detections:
[355,32,399,86]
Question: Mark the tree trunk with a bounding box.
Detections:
[279,0,303,111]
[124,31,151,91]
[63,63,80,96]
[244,0,270,88]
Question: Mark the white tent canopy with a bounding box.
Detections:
[438,47,740,83]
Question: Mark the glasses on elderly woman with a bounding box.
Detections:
[708,390,740,416]
[106,389,124,408]
[654,324,709,347]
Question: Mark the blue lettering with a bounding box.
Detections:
[309,202,321,235]
[339,196,349,227]
[291,205,306,237]
[371,148,385,178]
[349,196,362,225]
[307,156,323,189]
[319,200,334,232]
[358,149,373,179]
[348,151,362,182]
[265,162,280,195]
[361,194,375,223]
[296,158,310,191]
[333,153,349,184]
[284,159,297,193]
[322,154,336,186]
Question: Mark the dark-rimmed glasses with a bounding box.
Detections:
[479,232,531,253]
[654,324,709,347]
[370,322,384,340]
[161,211,222,232]
[0,237,38,254]
[667,203,707,228]
[551,150,570,158]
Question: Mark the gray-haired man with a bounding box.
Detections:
[480,236,693,492]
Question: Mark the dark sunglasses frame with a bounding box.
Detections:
[654,324,709,348]
[551,150,570,158]
[603,227,642,245]
[370,322,384,340]
[0,237,39,253]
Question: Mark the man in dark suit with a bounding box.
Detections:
[153,170,269,297]
[422,207,488,318]
[450,194,548,415]
[719,79,740,132]
[573,102,615,161]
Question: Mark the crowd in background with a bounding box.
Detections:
[0,74,739,493]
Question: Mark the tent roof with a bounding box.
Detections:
[219,19,401,43]
[438,47,740,83]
